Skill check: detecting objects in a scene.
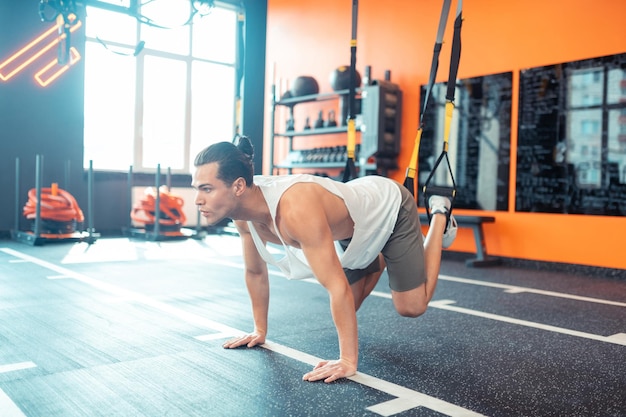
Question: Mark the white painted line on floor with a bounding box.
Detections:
[0,362,36,417]
[209,258,626,308]
[8,259,28,263]
[0,361,37,374]
[0,247,484,417]
[0,388,27,417]
[197,258,285,280]
[47,275,71,280]
[606,333,626,343]
[439,275,626,307]
[366,397,424,416]
[262,341,486,417]
[367,291,626,346]
[180,257,626,347]
[428,299,626,346]
[195,333,235,341]
[0,248,240,337]
[101,296,137,304]
[354,373,480,416]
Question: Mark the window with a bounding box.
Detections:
[83,1,240,173]
[567,66,626,188]
[516,53,626,215]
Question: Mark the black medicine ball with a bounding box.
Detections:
[290,76,320,97]
[329,65,361,91]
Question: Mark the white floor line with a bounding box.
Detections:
[607,333,626,343]
[0,247,484,417]
[178,257,626,346]
[263,341,485,417]
[0,388,27,417]
[429,299,626,346]
[46,275,71,280]
[439,275,626,307]
[0,362,37,374]
[0,362,37,417]
[194,333,236,341]
[208,258,625,308]
[369,291,626,346]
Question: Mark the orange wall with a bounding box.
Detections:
[264,0,626,270]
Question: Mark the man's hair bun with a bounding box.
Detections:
[235,135,254,160]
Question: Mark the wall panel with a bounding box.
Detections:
[265,0,626,269]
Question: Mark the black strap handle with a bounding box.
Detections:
[343,0,359,183]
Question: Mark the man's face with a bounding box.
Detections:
[192,162,239,225]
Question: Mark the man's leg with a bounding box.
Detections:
[420,211,448,307]
[350,253,385,311]
[420,194,457,305]
[389,196,455,317]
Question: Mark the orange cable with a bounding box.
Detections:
[23,186,84,223]
[130,187,187,227]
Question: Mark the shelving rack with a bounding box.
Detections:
[268,81,401,177]
[11,155,99,246]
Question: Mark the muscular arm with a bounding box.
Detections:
[223,220,270,348]
[279,190,358,383]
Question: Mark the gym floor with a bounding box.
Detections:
[0,234,624,417]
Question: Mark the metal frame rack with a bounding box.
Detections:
[11,155,99,246]
[122,164,192,242]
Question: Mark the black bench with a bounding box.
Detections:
[419,214,501,267]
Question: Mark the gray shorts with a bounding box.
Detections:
[341,181,426,292]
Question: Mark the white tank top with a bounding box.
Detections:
[247,174,401,280]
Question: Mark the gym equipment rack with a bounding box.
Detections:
[122,164,192,241]
[11,155,99,246]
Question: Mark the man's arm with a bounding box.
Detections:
[280,194,359,383]
[222,220,270,349]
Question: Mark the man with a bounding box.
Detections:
[192,137,457,383]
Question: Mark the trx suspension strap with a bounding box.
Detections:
[403,0,452,196]
[405,0,462,224]
[342,0,359,183]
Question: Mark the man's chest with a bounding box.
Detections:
[252,221,301,249]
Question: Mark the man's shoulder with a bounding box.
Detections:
[348,175,395,185]
[254,174,340,189]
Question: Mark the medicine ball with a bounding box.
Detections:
[329,65,361,91]
[290,76,320,97]
[280,90,293,101]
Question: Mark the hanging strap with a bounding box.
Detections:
[446,0,463,104]
[404,0,462,201]
[403,0,452,196]
[422,0,462,226]
[438,0,463,157]
[342,0,359,183]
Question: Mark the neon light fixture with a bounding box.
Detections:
[0,15,82,86]
[34,46,81,87]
